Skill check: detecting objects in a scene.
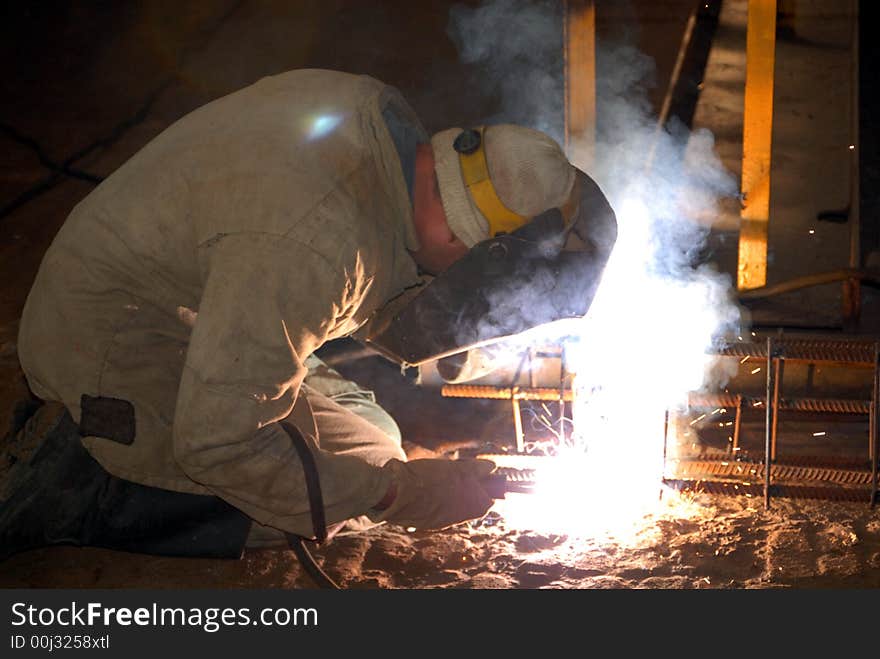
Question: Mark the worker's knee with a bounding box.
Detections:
[303,354,402,447]
[330,394,402,447]
[304,388,405,466]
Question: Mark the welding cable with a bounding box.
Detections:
[286,535,340,590]
[0,90,165,221]
[279,422,328,544]
[0,90,168,221]
[278,421,341,589]
[286,466,531,588]
[1,123,104,183]
[1,2,245,223]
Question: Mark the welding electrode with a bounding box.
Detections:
[480,466,539,497]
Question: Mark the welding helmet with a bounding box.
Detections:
[430,124,577,248]
[359,123,618,373]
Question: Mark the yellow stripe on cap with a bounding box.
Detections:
[458,126,527,237]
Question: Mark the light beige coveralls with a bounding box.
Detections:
[18,69,425,539]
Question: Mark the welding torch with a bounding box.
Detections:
[482,466,537,499]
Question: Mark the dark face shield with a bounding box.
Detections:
[361,170,618,373]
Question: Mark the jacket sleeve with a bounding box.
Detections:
[172,232,392,535]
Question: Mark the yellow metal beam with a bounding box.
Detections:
[564,0,596,173]
[737,0,777,290]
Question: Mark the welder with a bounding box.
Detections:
[1,69,616,559]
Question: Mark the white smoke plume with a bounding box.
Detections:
[448,0,564,142]
[448,1,746,536]
[447,0,744,403]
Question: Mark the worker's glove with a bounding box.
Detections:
[369,458,497,531]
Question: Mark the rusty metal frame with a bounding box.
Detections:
[444,344,572,453]
[669,334,880,509]
[444,334,880,508]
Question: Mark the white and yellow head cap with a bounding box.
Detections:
[431,124,576,247]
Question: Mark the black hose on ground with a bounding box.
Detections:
[287,535,340,589]
[277,421,339,588]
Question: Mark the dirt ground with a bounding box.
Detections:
[3,479,879,590]
[2,1,879,590]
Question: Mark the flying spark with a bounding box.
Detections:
[690,413,707,426]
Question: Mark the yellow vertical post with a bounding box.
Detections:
[737,0,777,291]
[564,0,596,173]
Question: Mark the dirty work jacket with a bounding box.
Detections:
[17,69,424,536]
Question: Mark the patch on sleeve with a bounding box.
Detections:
[79,394,136,445]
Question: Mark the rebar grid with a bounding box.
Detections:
[440,336,880,508]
